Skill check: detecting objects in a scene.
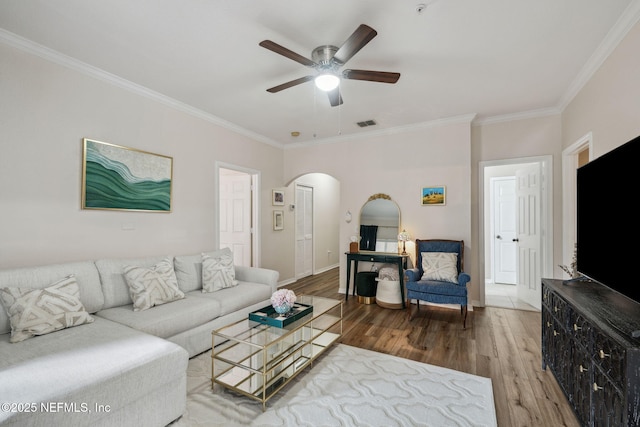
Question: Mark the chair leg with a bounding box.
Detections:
[461,305,468,329]
[408,299,420,320]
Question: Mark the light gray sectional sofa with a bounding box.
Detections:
[0,251,279,427]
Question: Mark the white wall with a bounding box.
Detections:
[293,174,341,275]
[284,119,474,299]
[563,20,640,156]
[471,115,563,284]
[269,173,340,284]
[0,42,285,272]
[2,17,639,300]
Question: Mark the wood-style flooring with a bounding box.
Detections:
[287,267,579,427]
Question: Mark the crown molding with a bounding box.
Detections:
[0,28,284,149]
[3,1,639,148]
[556,1,640,111]
[283,113,477,149]
[472,107,561,126]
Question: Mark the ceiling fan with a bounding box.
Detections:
[259,24,400,107]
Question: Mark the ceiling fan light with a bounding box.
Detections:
[314,73,340,92]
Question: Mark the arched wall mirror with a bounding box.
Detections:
[359,193,400,252]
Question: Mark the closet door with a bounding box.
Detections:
[295,184,313,279]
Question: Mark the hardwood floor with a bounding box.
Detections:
[287,268,580,427]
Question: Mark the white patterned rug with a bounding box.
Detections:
[170,344,497,427]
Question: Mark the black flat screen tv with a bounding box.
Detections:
[576,135,640,304]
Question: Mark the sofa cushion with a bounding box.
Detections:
[421,252,458,283]
[0,275,94,343]
[0,317,187,426]
[234,265,280,294]
[406,280,468,297]
[0,261,103,335]
[123,258,185,311]
[174,249,237,293]
[202,249,238,292]
[95,255,170,309]
[95,295,221,339]
[189,281,272,316]
[173,253,203,293]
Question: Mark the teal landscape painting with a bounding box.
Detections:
[82,139,172,212]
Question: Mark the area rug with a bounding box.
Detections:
[171,344,497,426]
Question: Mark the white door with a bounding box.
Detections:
[219,169,252,267]
[492,177,517,284]
[295,184,313,279]
[515,163,542,310]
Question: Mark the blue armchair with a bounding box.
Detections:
[405,239,471,328]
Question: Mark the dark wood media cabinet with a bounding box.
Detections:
[541,279,640,426]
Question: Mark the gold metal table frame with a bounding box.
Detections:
[211,295,342,410]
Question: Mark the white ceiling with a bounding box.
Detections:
[1,1,638,147]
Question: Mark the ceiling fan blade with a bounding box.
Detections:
[332,24,377,65]
[266,75,315,93]
[259,40,317,67]
[342,69,400,84]
[327,87,343,107]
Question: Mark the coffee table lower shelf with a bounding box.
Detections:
[211,296,342,410]
[214,332,339,404]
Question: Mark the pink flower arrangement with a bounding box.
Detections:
[271,289,296,307]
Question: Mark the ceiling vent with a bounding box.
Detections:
[356,120,377,128]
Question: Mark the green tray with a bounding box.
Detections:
[249,303,313,328]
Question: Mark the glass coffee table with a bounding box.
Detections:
[211,295,342,410]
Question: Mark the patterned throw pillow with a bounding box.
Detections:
[0,275,94,343]
[123,258,184,311]
[202,248,238,292]
[421,252,459,283]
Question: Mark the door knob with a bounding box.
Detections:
[512,238,519,242]
[496,235,502,239]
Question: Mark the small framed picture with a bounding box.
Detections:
[272,190,284,206]
[421,186,446,206]
[273,210,284,230]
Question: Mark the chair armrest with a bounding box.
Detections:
[235,266,280,293]
[458,272,471,287]
[405,268,420,282]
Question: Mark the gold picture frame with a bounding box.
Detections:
[82,138,173,212]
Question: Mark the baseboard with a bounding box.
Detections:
[277,277,296,288]
[314,263,339,274]
[278,264,339,288]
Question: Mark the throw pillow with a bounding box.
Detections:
[0,275,94,343]
[202,248,238,292]
[421,252,459,283]
[123,258,184,311]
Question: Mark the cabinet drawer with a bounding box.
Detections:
[549,292,570,326]
[542,285,552,307]
[569,353,592,426]
[592,366,625,427]
[593,330,626,385]
[569,308,592,352]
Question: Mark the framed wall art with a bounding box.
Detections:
[421,186,446,206]
[273,210,284,230]
[82,138,173,212]
[272,189,284,206]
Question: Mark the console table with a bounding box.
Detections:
[345,252,408,308]
[541,278,640,426]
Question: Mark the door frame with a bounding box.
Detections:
[215,161,260,267]
[561,132,593,269]
[478,155,553,307]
